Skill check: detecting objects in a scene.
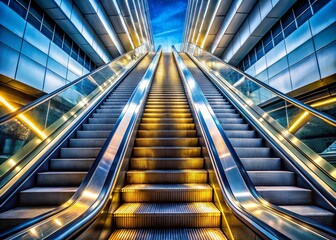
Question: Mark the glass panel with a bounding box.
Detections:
[186,43,335,181]
[0,44,148,187]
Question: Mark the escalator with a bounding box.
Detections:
[1,47,335,239]
[179,53,335,228]
[109,53,226,239]
[0,53,154,231]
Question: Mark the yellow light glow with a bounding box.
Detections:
[54,218,62,226]
[289,97,336,133]
[0,96,47,139]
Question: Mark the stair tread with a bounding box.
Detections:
[114,202,220,215]
[256,186,310,191]
[0,207,55,219]
[122,184,212,191]
[109,228,227,239]
[21,187,77,193]
[128,169,207,173]
[279,205,334,216]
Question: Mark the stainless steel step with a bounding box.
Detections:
[127,170,208,184]
[121,184,212,202]
[130,157,204,170]
[224,130,256,138]
[235,147,271,158]
[280,205,335,227]
[114,203,220,228]
[69,138,106,147]
[134,138,199,147]
[20,187,77,206]
[88,118,118,124]
[132,147,201,157]
[37,172,87,186]
[139,123,195,130]
[82,123,114,130]
[60,147,100,158]
[229,138,263,147]
[50,158,95,171]
[256,186,312,205]
[141,118,194,123]
[109,228,227,240]
[248,171,295,186]
[137,130,197,138]
[76,130,111,138]
[240,158,281,170]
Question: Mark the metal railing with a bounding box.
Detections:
[185,43,336,184]
[1,46,162,239]
[173,45,333,239]
[0,44,147,193]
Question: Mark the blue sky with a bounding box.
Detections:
[148,0,188,51]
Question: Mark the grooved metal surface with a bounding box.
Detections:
[111,53,225,238]
[0,55,154,231]
[109,228,226,239]
[180,52,335,228]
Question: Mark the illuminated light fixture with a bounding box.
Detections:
[0,96,47,139]
[125,0,141,46]
[191,0,204,43]
[132,0,144,43]
[201,0,222,48]
[54,218,62,226]
[195,0,211,45]
[113,0,134,49]
[289,97,336,133]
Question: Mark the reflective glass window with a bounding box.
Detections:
[284,22,297,37]
[29,1,43,21]
[16,0,28,8]
[294,0,310,17]
[27,12,41,30]
[41,24,53,39]
[9,0,27,18]
[311,0,330,13]
[0,0,9,5]
[282,10,295,29]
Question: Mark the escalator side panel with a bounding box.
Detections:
[0,55,154,231]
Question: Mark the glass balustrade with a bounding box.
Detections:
[185,43,335,180]
[0,44,148,187]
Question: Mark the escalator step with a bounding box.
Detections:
[114,203,220,228]
[127,170,208,184]
[121,184,212,202]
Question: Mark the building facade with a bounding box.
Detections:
[182,0,336,99]
[0,0,153,109]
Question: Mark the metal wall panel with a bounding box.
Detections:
[16,55,45,90]
[313,22,336,51]
[285,22,311,54]
[0,25,22,52]
[316,41,336,78]
[49,42,69,68]
[268,69,292,93]
[0,43,19,79]
[0,2,26,38]
[254,55,267,75]
[43,69,66,93]
[309,0,336,36]
[287,39,315,66]
[24,24,50,54]
[21,41,48,67]
[289,54,320,90]
[47,57,67,78]
[266,41,287,66]
[66,69,79,82]
[267,56,288,78]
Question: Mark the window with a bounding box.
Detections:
[237,0,330,70]
[9,0,27,18]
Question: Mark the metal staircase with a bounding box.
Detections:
[180,53,335,227]
[0,55,153,231]
[109,53,226,239]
